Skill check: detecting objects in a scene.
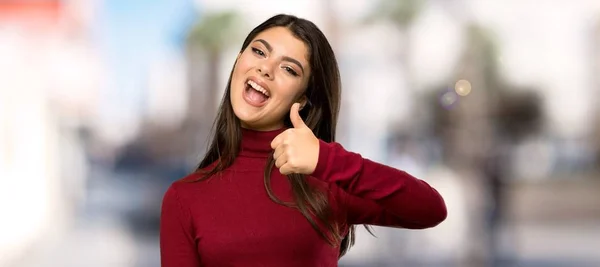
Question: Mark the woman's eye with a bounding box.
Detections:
[252,48,265,56]
[284,66,298,76]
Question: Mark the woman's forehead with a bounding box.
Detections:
[252,27,310,63]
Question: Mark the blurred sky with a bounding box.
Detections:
[93,0,196,142]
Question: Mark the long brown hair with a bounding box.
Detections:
[194,14,357,257]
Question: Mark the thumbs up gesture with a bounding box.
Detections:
[270,103,319,175]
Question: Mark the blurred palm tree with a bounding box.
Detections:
[425,23,542,267]
[429,24,543,166]
[184,11,242,161]
[187,11,242,119]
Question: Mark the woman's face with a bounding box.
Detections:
[230,26,311,131]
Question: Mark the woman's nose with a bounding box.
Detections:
[257,60,275,79]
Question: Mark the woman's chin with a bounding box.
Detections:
[234,111,262,128]
[233,106,284,131]
[234,109,261,124]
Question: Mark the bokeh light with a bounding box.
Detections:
[454,79,472,96]
[440,90,459,109]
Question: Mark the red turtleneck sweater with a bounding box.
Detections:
[160,128,447,267]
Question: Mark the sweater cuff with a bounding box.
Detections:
[312,139,332,180]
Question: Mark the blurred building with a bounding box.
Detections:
[0,1,66,265]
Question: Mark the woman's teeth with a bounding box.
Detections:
[247,80,269,97]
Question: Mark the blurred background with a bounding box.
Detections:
[1,0,600,266]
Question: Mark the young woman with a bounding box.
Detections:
[160,14,447,267]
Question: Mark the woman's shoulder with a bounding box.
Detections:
[172,171,205,184]
[164,170,216,199]
[169,159,220,185]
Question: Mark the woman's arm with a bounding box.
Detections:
[313,140,447,229]
[160,185,201,267]
[271,104,446,228]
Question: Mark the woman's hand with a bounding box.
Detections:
[271,103,319,175]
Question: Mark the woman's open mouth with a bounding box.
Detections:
[242,79,270,107]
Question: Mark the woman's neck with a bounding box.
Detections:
[240,121,286,132]
[238,126,287,157]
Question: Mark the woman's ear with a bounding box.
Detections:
[297,95,308,110]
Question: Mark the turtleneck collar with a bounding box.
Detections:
[239,127,287,158]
